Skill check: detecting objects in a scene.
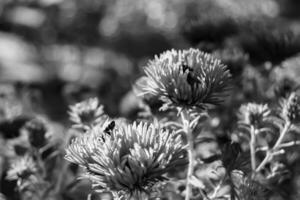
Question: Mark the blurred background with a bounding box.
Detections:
[0,0,300,122]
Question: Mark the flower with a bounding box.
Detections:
[24,118,48,148]
[135,48,231,112]
[0,99,23,121]
[65,121,187,199]
[69,98,106,130]
[273,77,298,98]
[238,103,271,127]
[281,92,300,124]
[6,155,37,181]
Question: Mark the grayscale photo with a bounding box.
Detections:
[0,0,300,200]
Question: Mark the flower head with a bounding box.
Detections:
[0,99,23,121]
[65,121,186,199]
[238,103,271,127]
[24,118,48,148]
[6,155,37,181]
[69,98,106,130]
[135,48,231,112]
[281,92,300,124]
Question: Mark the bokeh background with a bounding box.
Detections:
[0,0,299,122]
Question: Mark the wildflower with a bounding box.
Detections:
[281,92,300,124]
[69,98,106,130]
[273,77,298,98]
[6,155,37,181]
[0,99,23,121]
[238,103,271,127]
[65,121,187,199]
[24,118,48,148]
[135,48,231,112]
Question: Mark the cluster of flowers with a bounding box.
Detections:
[2,48,231,200]
[5,117,53,200]
[65,48,232,200]
[237,92,300,172]
[6,48,300,200]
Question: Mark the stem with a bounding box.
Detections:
[250,125,256,171]
[180,110,194,200]
[273,121,291,149]
[211,175,226,199]
[255,152,271,173]
[256,121,291,172]
[278,140,300,149]
[54,130,74,194]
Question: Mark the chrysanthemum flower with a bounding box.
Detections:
[238,103,271,127]
[281,92,300,124]
[135,48,231,112]
[69,98,106,130]
[65,121,186,199]
[6,155,37,181]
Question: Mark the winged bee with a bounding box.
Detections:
[181,63,194,73]
[104,121,115,136]
[181,62,199,86]
[101,121,115,142]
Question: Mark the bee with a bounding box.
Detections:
[181,62,198,86]
[104,121,115,136]
[181,62,194,73]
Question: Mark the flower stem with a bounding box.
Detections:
[273,121,291,149]
[54,130,75,195]
[180,110,194,200]
[256,121,291,172]
[211,175,226,199]
[250,125,256,171]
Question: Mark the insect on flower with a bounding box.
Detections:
[135,48,231,112]
[103,120,115,135]
[65,121,187,199]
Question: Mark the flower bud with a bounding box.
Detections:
[25,119,47,148]
[282,92,300,124]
